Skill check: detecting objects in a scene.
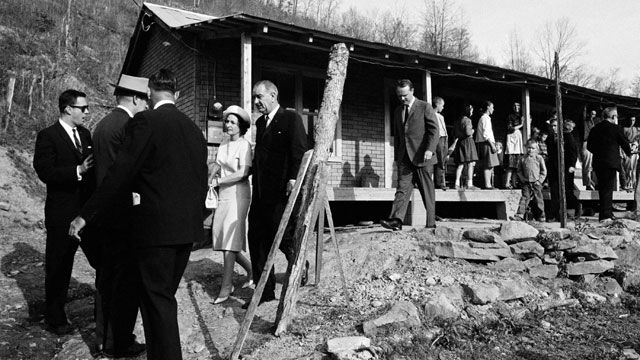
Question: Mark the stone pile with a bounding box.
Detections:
[422,220,639,284]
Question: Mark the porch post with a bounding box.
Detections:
[422,70,432,104]
[241,33,253,138]
[521,86,531,141]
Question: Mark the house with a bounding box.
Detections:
[121,3,640,223]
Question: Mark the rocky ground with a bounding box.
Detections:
[3,145,640,360]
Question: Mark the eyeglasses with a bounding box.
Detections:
[69,105,89,112]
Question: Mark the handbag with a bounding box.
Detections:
[205,185,218,209]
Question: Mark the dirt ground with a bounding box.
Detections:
[2,145,640,360]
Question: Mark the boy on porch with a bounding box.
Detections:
[511,140,547,222]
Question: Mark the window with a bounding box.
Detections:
[258,64,342,161]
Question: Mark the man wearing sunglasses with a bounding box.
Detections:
[33,89,95,335]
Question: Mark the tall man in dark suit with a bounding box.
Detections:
[69,69,208,360]
[90,75,149,357]
[247,80,307,306]
[587,106,631,221]
[380,79,440,230]
[33,89,95,335]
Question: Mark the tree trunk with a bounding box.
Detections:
[27,75,37,116]
[64,0,73,52]
[40,68,45,102]
[3,75,16,133]
[274,43,349,335]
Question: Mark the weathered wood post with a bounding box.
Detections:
[554,52,567,227]
[274,42,350,335]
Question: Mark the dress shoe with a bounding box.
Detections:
[213,286,234,304]
[241,293,276,309]
[44,322,74,336]
[380,218,402,231]
[103,341,146,358]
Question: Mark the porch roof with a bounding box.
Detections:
[134,2,640,110]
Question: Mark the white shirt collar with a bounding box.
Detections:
[266,104,280,127]
[153,99,175,110]
[117,105,134,118]
[406,97,415,110]
[58,119,79,144]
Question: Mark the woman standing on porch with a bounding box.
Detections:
[210,105,253,304]
[453,104,478,190]
[475,101,500,189]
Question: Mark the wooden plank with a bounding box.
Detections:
[324,197,351,302]
[315,201,324,285]
[574,190,634,201]
[521,87,531,142]
[326,187,512,202]
[423,70,432,104]
[240,33,253,140]
[554,52,567,227]
[229,150,313,360]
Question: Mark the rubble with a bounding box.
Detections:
[566,260,615,276]
[499,221,539,244]
[510,240,545,258]
[529,265,559,279]
[362,301,421,337]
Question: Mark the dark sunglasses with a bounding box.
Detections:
[69,105,89,112]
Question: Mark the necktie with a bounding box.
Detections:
[72,128,82,153]
[403,105,409,124]
[265,114,270,127]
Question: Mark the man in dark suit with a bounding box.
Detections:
[33,89,95,335]
[247,80,307,306]
[380,79,439,230]
[587,106,631,221]
[90,75,149,357]
[69,69,208,360]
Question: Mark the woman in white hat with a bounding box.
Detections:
[210,105,253,303]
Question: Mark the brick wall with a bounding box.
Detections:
[135,26,197,124]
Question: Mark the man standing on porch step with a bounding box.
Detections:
[587,106,631,221]
[433,96,448,190]
[247,80,308,308]
[380,79,440,231]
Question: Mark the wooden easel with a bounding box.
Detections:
[229,155,350,359]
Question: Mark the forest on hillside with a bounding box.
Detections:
[0,0,638,149]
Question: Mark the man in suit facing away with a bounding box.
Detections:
[587,106,631,221]
[69,69,208,360]
[247,80,307,307]
[90,75,149,357]
[380,79,440,231]
[33,89,95,335]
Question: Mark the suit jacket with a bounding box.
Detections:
[80,103,208,247]
[252,107,308,204]
[547,131,580,176]
[393,99,439,167]
[91,107,132,229]
[33,121,94,228]
[587,120,631,171]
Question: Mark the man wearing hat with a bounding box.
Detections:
[89,74,149,357]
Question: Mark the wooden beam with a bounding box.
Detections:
[521,86,531,141]
[241,32,252,140]
[423,70,432,104]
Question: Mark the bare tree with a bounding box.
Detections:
[337,7,376,41]
[419,0,476,60]
[533,18,585,79]
[564,63,594,88]
[504,28,533,73]
[629,75,640,98]
[592,68,624,95]
[377,9,417,49]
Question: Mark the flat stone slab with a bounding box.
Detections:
[556,239,578,250]
[529,264,559,279]
[497,280,531,301]
[566,242,618,260]
[463,283,500,305]
[489,258,526,272]
[363,301,420,336]
[566,260,615,276]
[499,221,539,244]
[427,241,500,262]
[463,228,504,244]
[327,336,371,354]
[510,240,545,258]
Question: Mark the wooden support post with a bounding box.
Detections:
[229,150,313,360]
[324,198,351,303]
[315,200,324,285]
[521,86,531,141]
[274,43,349,336]
[554,52,567,228]
[422,70,432,104]
[240,33,252,139]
